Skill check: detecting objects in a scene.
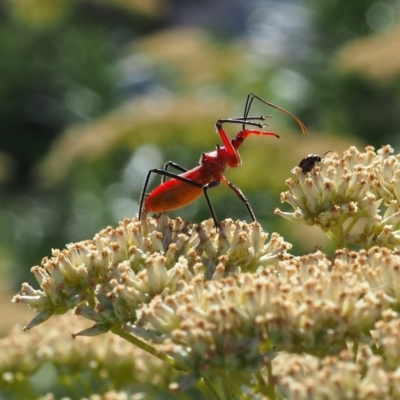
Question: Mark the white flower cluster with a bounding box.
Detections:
[11,214,400,397]
[133,248,400,374]
[13,216,290,333]
[0,313,177,397]
[272,347,400,399]
[276,145,400,248]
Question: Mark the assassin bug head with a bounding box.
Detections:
[299,151,332,174]
[221,93,308,151]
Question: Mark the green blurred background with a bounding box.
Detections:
[2,0,400,330]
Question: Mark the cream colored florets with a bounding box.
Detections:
[13,215,291,333]
[276,145,400,248]
[12,215,400,381]
[133,247,400,373]
[0,313,177,396]
[272,348,400,399]
[12,145,400,398]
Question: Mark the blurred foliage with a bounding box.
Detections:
[3,0,400,398]
[1,0,400,289]
[338,25,400,80]
[308,0,386,46]
[0,0,161,284]
[0,313,200,399]
[0,0,160,186]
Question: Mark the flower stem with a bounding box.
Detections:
[263,358,277,400]
[111,325,187,372]
[218,370,252,400]
[352,340,359,362]
[198,378,223,400]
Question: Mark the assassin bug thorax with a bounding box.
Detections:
[138,93,308,227]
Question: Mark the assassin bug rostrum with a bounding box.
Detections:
[138,93,308,227]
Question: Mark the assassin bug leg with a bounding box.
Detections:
[222,177,256,221]
[161,161,187,183]
[299,151,332,174]
[138,93,308,227]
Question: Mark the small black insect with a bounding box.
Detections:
[298,151,331,174]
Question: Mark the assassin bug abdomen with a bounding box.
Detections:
[139,93,308,227]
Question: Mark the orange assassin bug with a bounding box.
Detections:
[139,93,308,227]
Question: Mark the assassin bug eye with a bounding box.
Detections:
[299,151,331,174]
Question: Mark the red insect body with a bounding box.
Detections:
[142,124,279,219]
[139,93,308,226]
[144,168,204,213]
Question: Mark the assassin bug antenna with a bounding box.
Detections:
[138,93,308,228]
[299,151,332,174]
[244,93,308,135]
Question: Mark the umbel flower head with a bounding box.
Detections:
[272,346,400,399]
[135,246,400,374]
[12,211,400,378]
[13,215,291,334]
[12,144,400,397]
[276,145,400,249]
[0,313,178,395]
